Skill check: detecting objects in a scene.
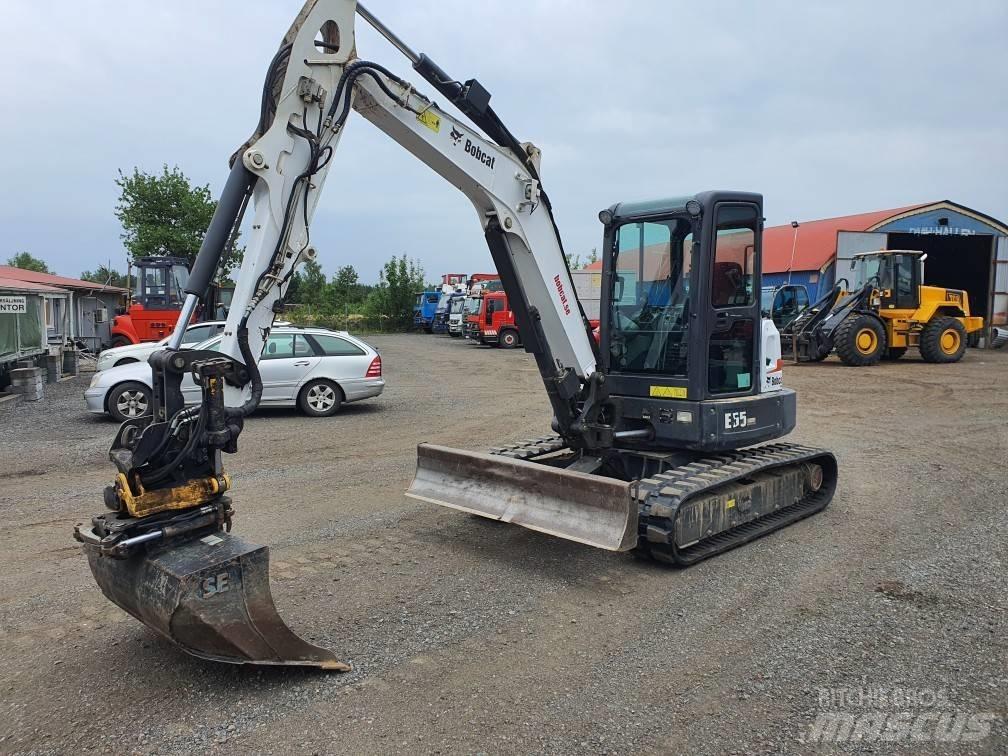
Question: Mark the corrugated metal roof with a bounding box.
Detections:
[0,275,66,293]
[762,205,928,273]
[0,266,129,293]
[582,199,1008,276]
[582,205,928,275]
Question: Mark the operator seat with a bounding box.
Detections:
[712,262,745,306]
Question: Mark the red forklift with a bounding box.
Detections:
[109,256,233,346]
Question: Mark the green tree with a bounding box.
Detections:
[284,270,304,305]
[365,255,426,327]
[298,258,328,308]
[6,252,50,273]
[564,248,598,270]
[80,264,129,289]
[114,165,242,278]
[327,264,361,311]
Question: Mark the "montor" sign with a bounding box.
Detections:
[0,295,27,314]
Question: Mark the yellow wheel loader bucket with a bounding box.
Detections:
[79,529,349,670]
[407,443,638,552]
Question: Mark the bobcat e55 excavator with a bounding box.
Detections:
[74,0,837,669]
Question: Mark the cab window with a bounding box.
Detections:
[310,334,365,356]
[795,286,809,310]
[182,324,215,345]
[608,218,693,376]
[710,208,756,307]
[708,204,759,394]
[262,334,314,359]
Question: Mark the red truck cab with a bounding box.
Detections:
[472,291,521,348]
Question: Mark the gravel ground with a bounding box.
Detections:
[0,334,1005,755]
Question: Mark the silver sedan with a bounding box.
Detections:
[85,327,384,422]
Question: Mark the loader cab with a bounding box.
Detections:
[598,192,793,452]
[850,250,923,311]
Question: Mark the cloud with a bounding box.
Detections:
[0,0,1004,281]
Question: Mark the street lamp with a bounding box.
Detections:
[786,220,800,285]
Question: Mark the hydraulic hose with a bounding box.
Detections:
[226,318,263,419]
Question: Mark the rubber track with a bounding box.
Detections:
[634,443,837,566]
[489,437,837,567]
[488,436,567,459]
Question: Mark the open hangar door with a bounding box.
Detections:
[887,232,993,326]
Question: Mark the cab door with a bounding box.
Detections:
[879,253,920,311]
[260,333,321,402]
[705,203,761,398]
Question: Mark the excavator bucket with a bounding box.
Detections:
[407,443,638,551]
[80,530,349,670]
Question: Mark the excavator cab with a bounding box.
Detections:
[595,194,793,452]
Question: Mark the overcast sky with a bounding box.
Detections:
[2,1,1005,282]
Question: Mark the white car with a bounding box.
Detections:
[86,327,384,422]
[95,321,227,371]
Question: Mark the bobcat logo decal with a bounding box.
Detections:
[450,127,464,146]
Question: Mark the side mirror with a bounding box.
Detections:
[849,259,856,270]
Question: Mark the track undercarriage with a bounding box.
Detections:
[409,436,838,564]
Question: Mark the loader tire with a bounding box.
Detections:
[883,347,907,361]
[835,314,886,366]
[919,317,967,363]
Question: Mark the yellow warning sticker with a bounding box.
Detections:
[649,385,687,399]
[726,498,736,509]
[417,109,440,133]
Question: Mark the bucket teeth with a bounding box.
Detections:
[81,530,348,670]
[407,443,638,552]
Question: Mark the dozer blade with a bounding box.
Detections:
[81,530,349,670]
[407,443,638,551]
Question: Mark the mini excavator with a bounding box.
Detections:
[75,0,837,668]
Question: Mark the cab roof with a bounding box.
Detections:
[605,191,762,224]
[851,249,925,258]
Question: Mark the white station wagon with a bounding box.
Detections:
[95,321,228,372]
[85,327,384,422]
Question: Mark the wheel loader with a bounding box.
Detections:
[782,250,984,366]
[73,0,837,668]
